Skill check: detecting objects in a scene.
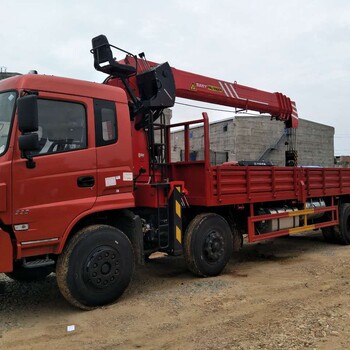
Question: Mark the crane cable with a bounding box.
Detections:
[174,101,270,117]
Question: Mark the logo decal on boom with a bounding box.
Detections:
[190,82,223,93]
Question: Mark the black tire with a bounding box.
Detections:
[232,226,243,252]
[321,226,339,243]
[335,203,350,245]
[184,213,233,277]
[56,225,134,310]
[5,264,52,282]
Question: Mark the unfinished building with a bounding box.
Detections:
[170,115,334,167]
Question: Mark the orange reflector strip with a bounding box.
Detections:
[288,208,315,216]
[176,226,182,243]
[289,224,316,234]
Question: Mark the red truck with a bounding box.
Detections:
[0,35,348,309]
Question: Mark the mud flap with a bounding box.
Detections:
[120,210,144,265]
[0,229,13,272]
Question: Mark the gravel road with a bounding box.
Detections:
[1,231,350,349]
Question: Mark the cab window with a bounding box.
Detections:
[32,99,87,155]
[94,99,117,147]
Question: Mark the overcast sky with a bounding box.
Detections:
[1,1,349,155]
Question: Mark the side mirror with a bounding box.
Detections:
[19,133,39,152]
[17,96,39,169]
[17,95,38,133]
[18,133,39,169]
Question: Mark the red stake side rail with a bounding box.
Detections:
[171,151,350,206]
[210,166,350,205]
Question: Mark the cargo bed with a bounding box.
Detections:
[171,162,350,206]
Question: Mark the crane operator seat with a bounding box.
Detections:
[91,35,136,78]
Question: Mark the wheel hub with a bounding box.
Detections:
[204,231,225,263]
[84,246,121,289]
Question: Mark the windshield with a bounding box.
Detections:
[0,91,17,155]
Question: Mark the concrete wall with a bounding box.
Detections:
[170,116,335,167]
[297,119,334,167]
[233,116,285,165]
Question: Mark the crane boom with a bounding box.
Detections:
[170,67,298,128]
[119,56,298,129]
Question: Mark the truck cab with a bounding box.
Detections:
[0,74,134,273]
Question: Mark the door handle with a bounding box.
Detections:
[77,176,95,188]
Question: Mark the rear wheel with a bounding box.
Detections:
[56,225,134,310]
[231,226,243,252]
[184,213,233,277]
[322,203,350,245]
[321,226,338,243]
[336,203,350,245]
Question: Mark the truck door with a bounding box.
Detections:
[12,94,97,248]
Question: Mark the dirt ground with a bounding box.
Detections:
[1,231,350,350]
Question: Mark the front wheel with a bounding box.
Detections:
[56,225,134,310]
[184,213,233,277]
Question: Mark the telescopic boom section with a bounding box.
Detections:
[171,67,298,129]
[121,56,298,129]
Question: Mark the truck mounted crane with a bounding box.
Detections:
[0,35,348,310]
[96,34,299,167]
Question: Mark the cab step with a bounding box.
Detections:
[23,257,55,269]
